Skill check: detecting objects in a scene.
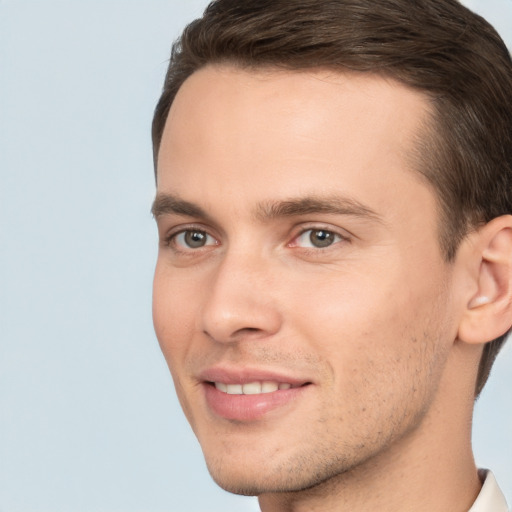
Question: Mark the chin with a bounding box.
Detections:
[203,455,276,495]
[207,467,294,496]
[203,448,356,497]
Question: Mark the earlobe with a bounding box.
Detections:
[467,295,490,308]
[457,215,512,345]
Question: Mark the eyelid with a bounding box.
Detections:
[175,231,218,249]
[162,223,220,250]
[288,224,352,248]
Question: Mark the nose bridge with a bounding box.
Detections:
[200,246,281,343]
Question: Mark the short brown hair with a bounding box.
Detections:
[152,0,512,396]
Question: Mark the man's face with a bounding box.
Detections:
[153,66,460,494]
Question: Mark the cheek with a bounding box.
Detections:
[289,261,451,401]
[152,263,197,364]
[153,265,202,426]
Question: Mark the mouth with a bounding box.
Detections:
[210,380,302,395]
[200,372,312,421]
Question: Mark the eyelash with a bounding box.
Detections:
[162,225,350,255]
[163,226,218,252]
[289,227,348,250]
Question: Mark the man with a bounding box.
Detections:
[150,0,512,510]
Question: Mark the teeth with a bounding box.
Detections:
[214,381,294,394]
[215,382,227,393]
[242,382,262,394]
[226,384,243,395]
[262,381,279,393]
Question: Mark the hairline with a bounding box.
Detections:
[153,62,461,262]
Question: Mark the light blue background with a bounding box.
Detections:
[1,1,510,511]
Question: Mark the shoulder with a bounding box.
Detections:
[468,469,509,512]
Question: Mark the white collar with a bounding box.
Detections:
[468,470,509,512]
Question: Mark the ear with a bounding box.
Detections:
[457,215,512,345]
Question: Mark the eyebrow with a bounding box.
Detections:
[151,193,211,220]
[255,195,383,223]
[151,192,383,224]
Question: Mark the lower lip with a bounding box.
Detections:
[203,383,308,421]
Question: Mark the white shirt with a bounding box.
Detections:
[468,470,509,512]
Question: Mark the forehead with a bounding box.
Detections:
[157,65,435,227]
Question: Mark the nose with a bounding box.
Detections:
[200,251,282,344]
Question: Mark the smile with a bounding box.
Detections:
[203,379,311,421]
[213,381,295,394]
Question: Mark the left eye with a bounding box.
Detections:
[294,229,342,248]
[173,230,217,249]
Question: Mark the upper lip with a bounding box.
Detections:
[199,365,311,386]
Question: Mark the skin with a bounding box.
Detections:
[152,66,491,511]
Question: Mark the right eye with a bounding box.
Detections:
[171,229,218,250]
